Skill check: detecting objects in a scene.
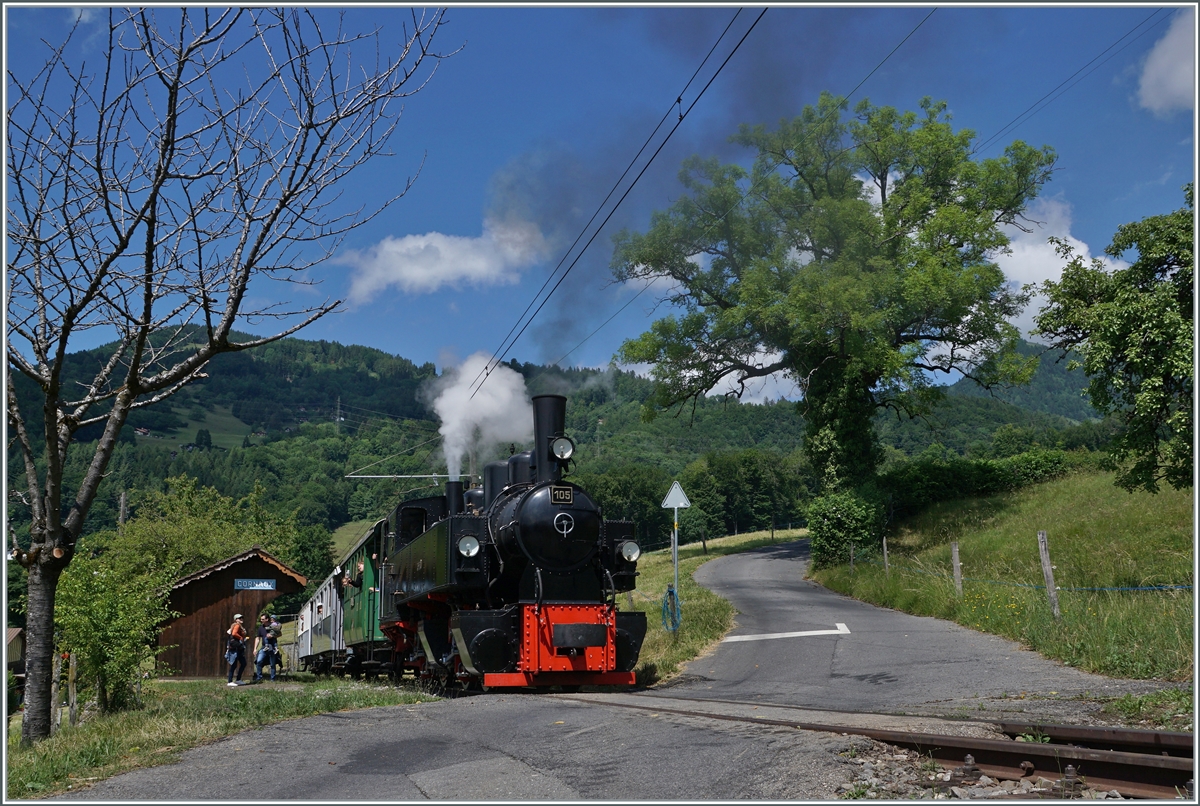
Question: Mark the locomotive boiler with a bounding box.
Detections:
[297,394,647,690]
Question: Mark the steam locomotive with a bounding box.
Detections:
[293,394,647,689]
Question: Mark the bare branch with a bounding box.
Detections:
[6,6,453,745]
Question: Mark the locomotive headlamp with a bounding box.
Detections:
[457,535,481,558]
[619,541,641,563]
[550,436,575,461]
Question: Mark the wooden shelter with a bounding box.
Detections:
[158,547,306,678]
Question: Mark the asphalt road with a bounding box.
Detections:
[50,695,867,800]
[49,539,1160,801]
[661,539,1151,715]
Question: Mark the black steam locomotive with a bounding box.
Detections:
[297,394,647,689]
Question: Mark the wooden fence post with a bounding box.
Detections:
[1038,530,1061,620]
[951,541,963,597]
[883,535,890,575]
[68,652,78,727]
[49,652,62,735]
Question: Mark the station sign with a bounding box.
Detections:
[234,578,276,591]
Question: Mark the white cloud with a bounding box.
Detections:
[995,196,1126,340]
[714,369,800,404]
[711,350,800,403]
[339,216,550,304]
[68,7,99,24]
[1138,8,1196,116]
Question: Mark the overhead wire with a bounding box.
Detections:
[550,6,1170,369]
[469,8,769,399]
[973,8,1171,155]
[548,7,939,368]
[465,9,748,396]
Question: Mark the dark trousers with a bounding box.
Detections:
[227,649,246,682]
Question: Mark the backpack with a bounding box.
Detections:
[226,635,242,654]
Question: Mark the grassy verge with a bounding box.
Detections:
[6,677,434,800]
[1101,688,1194,731]
[623,528,807,686]
[810,471,1193,681]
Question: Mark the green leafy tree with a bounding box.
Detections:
[613,93,1056,487]
[96,476,326,582]
[55,552,176,713]
[1034,185,1193,493]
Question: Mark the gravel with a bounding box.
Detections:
[830,737,1130,800]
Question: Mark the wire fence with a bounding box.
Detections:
[855,557,1192,593]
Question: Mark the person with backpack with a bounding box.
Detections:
[226,614,247,686]
[253,614,281,682]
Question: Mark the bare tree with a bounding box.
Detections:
[6,7,451,744]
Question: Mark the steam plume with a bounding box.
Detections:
[427,352,532,479]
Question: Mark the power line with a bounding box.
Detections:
[551,280,655,367]
[337,401,439,426]
[466,10,749,396]
[569,5,1154,385]
[548,8,939,369]
[342,432,446,478]
[469,8,769,399]
[973,8,1170,155]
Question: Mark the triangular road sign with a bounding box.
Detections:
[661,481,691,509]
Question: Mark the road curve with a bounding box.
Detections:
[655,539,1161,716]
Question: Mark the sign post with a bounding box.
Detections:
[660,481,691,632]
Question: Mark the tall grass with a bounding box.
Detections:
[6,677,433,800]
[812,471,1193,680]
[623,529,807,685]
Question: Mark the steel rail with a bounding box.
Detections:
[994,719,1193,758]
[559,695,1193,799]
[634,692,1194,758]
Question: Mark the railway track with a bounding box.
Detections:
[560,694,1194,799]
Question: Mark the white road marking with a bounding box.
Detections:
[722,623,850,643]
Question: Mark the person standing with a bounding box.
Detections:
[253,614,280,682]
[268,616,284,678]
[226,614,247,686]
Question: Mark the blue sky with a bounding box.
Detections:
[6,5,1196,399]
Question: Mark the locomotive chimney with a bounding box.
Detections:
[445,479,464,516]
[532,394,567,484]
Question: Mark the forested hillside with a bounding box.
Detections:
[946,340,1096,423]
[8,332,1106,619]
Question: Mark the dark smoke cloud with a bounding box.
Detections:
[488,7,1004,363]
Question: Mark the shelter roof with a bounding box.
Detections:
[172,546,307,589]
[7,627,22,647]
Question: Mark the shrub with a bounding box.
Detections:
[880,448,1072,515]
[807,490,884,569]
[993,449,1068,489]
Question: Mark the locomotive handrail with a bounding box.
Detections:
[602,568,617,609]
[533,566,544,608]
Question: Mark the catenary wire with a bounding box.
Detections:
[547,8,938,369]
[466,10,749,395]
[471,8,770,399]
[550,7,1170,370]
[973,8,1170,155]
